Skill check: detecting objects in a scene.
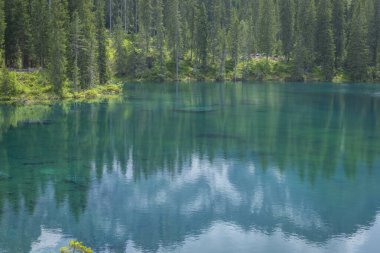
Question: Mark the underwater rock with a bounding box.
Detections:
[197,133,241,141]
[174,106,218,113]
[23,161,56,166]
[0,173,12,181]
[18,120,54,126]
[63,179,87,190]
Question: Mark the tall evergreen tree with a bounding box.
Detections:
[48,0,68,95]
[229,10,239,81]
[294,0,316,77]
[316,0,335,80]
[78,0,97,88]
[195,2,208,71]
[279,0,294,61]
[31,0,50,68]
[346,0,369,81]
[113,17,128,76]
[259,0,275,57]
[167,0,181,81]
[139,0,152,53]
[96,0,109,84]
[368,0,380,67]
[0,0,5,52]
[68,11,82,91]
[4,0,32,68]
[332,0,345,69]
[153,0,165,72]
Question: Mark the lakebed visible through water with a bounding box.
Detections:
[0,82,380,253]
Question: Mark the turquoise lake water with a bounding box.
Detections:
[0,82,380,252]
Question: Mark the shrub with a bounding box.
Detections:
[60,240,93,253]
[0,66,17,97]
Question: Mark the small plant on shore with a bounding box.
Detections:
[60,240,93,253]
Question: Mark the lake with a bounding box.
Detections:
[0,82,380,253]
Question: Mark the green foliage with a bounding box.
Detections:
[48,0,68,95]
[237,59,291,81]
[332,0,345,69]
[259,0,276,57]
[279,0,294,60]
[0,63,17,97]
[96,0,110,85]
[113,19,129,76]
[315,0,335,81]
[346,0,369,81]
[194,3,208,71]
[60,240,93,253]
[0,0,379,88]
[0,0,5,49]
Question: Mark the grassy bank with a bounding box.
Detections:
[0,58,355,105]
[0,71,123,105]
[119,56,351,83]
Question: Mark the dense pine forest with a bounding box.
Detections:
[0,0,380,99]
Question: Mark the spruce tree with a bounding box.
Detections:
[96,0,109,84]
[4,0,32,68]
[316,0,335,80]
[259,0,275,58]
[346,0,369,81]
[167,0,181,81]
[0,0,5,52]
[195,2,208,71]
[48,0,68,95]
[69,11,82,91]
[368,0,380,67]
[332,0,345,69]
[294,0,316,74]
[153,0,165,72]
[113,18,128,76]
[279,0,294,61]
[31,0,49,68]
[139,0,152,54]
[229,10,239,81]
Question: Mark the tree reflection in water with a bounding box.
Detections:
[0,83,380,252]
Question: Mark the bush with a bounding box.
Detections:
[60,240,93,253]
[0,66,17,98]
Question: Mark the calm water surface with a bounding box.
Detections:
[1,82,380,253]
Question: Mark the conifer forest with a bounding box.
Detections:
[0,0,379,96]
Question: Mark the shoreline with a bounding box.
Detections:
[1,73,379,106]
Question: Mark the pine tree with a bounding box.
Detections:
[332,0,345,69]
[346,0,369,81]
[96,0,109,84]
[4,0,32,68]
[316,0,335,80]
[48,0,68,95]
[113,18,128,76]
[78,0,98,88]
[195,2,208,72]
[139,0,152,54]
[368,0,380,67]
[259,0,275,57]
[279,0,294,61]
[0,0,5,52]
[31,0,49,67]
[294,0,316,76]
[167,0,181,81]
[69,11,82,91]
[217,27,227,81]
[229,10,239,81]
[153,0,165,72]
